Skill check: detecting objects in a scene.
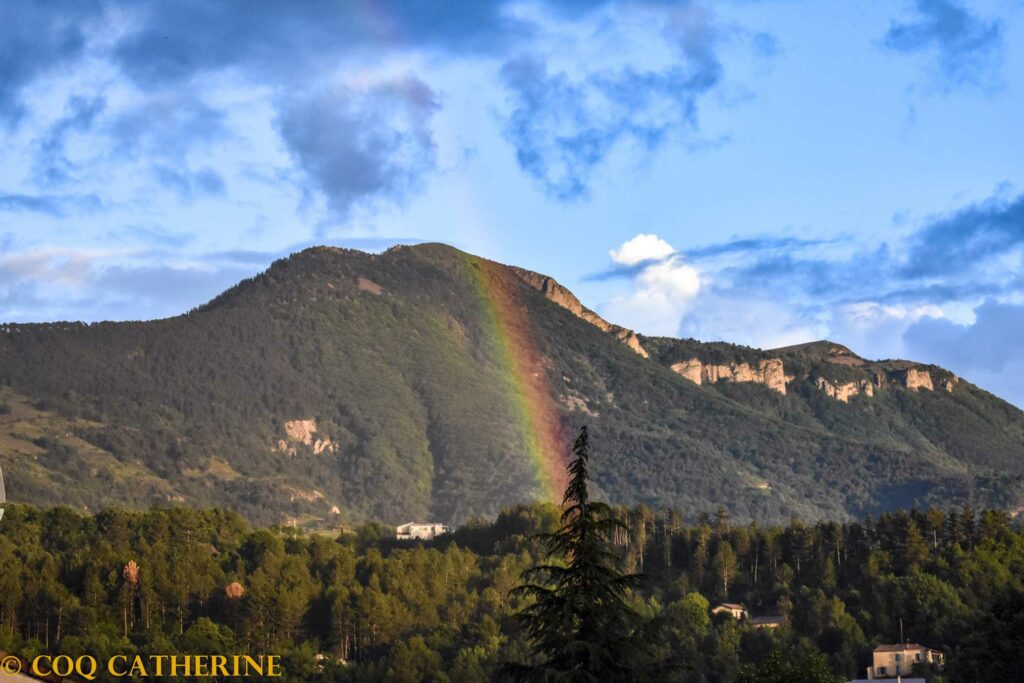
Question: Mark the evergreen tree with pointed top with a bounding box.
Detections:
[506,426,663,682]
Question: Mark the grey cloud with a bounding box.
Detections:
[0,194,65,216]
[92,264,255,319]
[34,95,107,186]
[584,257,677,282]
[904,300,1024,374]
[0,193,103,217]
[109,98,226,162]
[711,190,1024,307]
[900,193,1024,278]
[110,0,531,88]
[0,240,430,323]
[109,226,195,249]
[153,166,227,200]
[0,1,104,125]
[501,51,721,199]
[0,249,254,323]
[585,236,839,284]
[277,78,439,221]
[2,1,744,214]
[903,300,1024,406]
[884,0,1002,87]
[106,96,229,203]
[686,236,834,259]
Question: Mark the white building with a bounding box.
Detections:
[396,522,450,541]
[866,644,944,679]
[711,603,748,620]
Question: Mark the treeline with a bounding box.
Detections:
[0,503,1021,681]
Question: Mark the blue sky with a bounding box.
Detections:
[1,0,1023,405]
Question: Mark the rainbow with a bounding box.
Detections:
[463,255,569,503]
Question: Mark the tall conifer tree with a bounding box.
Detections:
[507,426,660,681]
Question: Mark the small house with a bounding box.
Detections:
[396,522,451,541]
[711,603,748,620]
[866,643,944,679]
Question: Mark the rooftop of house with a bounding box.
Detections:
[873,643,939,653]
[750,615,784,624]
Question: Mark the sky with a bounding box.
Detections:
[1,0,1023,405]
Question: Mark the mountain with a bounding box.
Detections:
[0,243,1021,527]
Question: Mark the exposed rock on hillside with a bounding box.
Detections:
[899,368,933,391]
[885,367,956,393]
[671,358,787,395]
[815,377,875,402]
[277,419,336,455]
[510,266,649,358]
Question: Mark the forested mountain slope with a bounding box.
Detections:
[0,243,1021,526]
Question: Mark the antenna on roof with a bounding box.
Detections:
[0,465,5,522]
[900,616,904,644]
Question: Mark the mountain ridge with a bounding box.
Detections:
[0,243,1021,527]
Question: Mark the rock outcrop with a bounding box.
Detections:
[277,419,336,456]
[670,358,787,395]
[510,267,649,358]
[357,277,383,295]
[815,377,875,402]
[903,368,934,391]
[890,368,958,393]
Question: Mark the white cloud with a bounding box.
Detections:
[636,257,700,299]
[601,234,701,335]
[841,301,944,326]
[609,233,676,265]
[830,301,945,360]
[678,292,825,349]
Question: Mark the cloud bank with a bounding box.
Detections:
[598,188,1024,404]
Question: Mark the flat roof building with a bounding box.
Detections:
[396,522,450,541]
[866,643,943,679]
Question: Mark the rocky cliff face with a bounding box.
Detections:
[815,377,875,402]
[276,418,336,456]
[512,268,963,404]
[890,368,956,393]
[670,358,787,394]
[901,368,934,391]
[510,267,649,358]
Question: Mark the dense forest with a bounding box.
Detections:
[1,244,1022,528]
[0,501,1021,682]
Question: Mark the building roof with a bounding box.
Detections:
[750,615,784,624]
[873,643,935,653]
[714,603,746,610]
[847,679,925,683]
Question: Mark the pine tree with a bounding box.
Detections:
[506,426,662,682]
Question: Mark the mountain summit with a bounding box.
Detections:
[0,243,1021,526]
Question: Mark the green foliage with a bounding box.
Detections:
[0,502,1022,681]
[737,650,840,683]
[0,244,1020,528]
[508,427,660,681]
